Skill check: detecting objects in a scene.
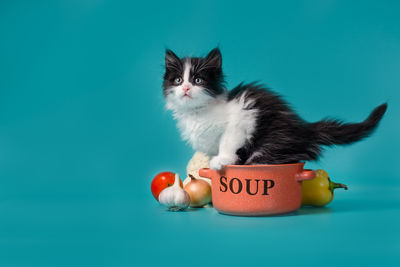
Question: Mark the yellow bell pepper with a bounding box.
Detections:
[302,169,348,207]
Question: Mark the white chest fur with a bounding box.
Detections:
[174,105,228,156]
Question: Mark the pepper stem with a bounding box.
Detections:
[332,182,348,190]
[329,178,348,191]
[189,174,196,181]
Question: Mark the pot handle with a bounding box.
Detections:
[296,169,316,181]
[199,168,215,179]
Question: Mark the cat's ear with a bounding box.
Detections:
[205,47,222,69]
[165,49,180,67]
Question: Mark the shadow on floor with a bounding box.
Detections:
[296,206,333,216]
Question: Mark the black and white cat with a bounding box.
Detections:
[162,48,387,170]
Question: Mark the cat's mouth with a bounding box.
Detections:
[182,93,192,99]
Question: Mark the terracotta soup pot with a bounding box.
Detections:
[199,163,315,216]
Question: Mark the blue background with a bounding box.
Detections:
[1,0,399,266]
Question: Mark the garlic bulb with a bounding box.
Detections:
[158,173,190,211]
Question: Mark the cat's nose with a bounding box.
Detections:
[182,86,190,93]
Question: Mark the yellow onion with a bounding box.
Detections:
[184,174,212,207]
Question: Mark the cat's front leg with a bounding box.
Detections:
[209,154,238,170]
[209,124,248,170]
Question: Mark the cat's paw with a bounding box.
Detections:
[210,154,238,170]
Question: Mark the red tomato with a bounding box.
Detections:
[151,172,183,201]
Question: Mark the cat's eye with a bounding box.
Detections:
[174,77,182,84]
[194,78,203,85]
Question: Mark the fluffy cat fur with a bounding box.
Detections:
[162,48,387,170]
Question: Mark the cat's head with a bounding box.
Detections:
[162,48,225,111]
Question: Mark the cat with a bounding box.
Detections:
[162,48,387,170]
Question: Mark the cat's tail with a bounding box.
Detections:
[309,103,387,146]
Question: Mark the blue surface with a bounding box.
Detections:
[0,0,399,266]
